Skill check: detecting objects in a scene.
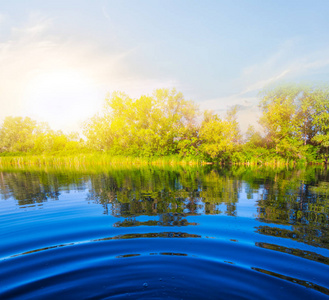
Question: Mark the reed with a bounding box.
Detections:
[0,152,323,171]
[0,153,202,168]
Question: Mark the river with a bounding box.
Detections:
[1,165,328,299]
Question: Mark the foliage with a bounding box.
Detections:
[83,88,199,156]
[0,85,328,164]
[258,84,329,162]
[0,117,82,154]
[0,117,37,152]
[199,107,241,162]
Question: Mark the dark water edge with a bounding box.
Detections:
[1,165,329,299]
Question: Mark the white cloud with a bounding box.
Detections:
[238,42,329,97]
[102,6,111,21]
[198,39,329,134]
[240,69,291,95]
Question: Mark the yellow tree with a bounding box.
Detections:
[259,85,304,158]
[0,116,37,152]
[311,86,329,162]
[199,106,241,161]
[259,84,329,160]
[83,88,199,156]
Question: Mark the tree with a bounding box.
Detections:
[245,125,264,148]
[0,116,83,154]
[83,88,199,156]
[311,87,329,162]
[199,106,241,161]
[259,84,302,157]
[259,84,329,161]
[0,116,37,152]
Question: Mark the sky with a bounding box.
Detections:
[1,0,329,133]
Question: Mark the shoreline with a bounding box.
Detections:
[0,153,326,169]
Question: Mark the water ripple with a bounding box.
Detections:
[1,167,329,299]
[1,234,329,299]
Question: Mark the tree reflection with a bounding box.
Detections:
[85,167,241,217]
[0,170,87,206]
[0,165,328,247]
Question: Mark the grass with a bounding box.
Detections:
[0,151,324,171]
[0,152,203,169]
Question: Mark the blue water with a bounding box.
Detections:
[0,166,329,299]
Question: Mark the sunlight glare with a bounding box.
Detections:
[25,69,102,132]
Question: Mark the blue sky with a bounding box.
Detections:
[1,0,329,132]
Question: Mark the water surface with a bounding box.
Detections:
[1,165,329,299]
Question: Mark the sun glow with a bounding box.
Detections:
[24,69,102,132]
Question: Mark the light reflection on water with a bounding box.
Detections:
[0,165,329,299]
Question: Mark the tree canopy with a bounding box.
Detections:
[0,85,328,164]
[0,117,82,154]
[83,88,199,156]
[259,84,329,161]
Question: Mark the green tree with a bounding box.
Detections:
[33,129,83,153]
[259,84,329,161]
[311,87,329,162]
[245,125,264,148]
[83,88,199,156]
[199,106,241,162]
[0,116,37,152]
[259,84,303,158]
[0,116,83,154]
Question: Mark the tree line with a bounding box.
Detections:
[0,117,83,155]
[0,84,328,163]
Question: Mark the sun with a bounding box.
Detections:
[24,69,102,132]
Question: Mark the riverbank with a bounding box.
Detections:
[0,152,325,169]
[0,153,202,167]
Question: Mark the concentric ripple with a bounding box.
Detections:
[1,235,329,299]
[1,167,329,299]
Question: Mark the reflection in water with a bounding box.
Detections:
[2,166,328,223]
[3,232,201,261]
[0,170,87,205]
[1,165,329,299]
[114,215,199,227]
[256,242,329,265]
[252,267,329,295]
[256,225,329,248]
[1,166,329,247]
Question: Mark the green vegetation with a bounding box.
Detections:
[0,116,83,154]
[1,164,328,247]
[0,84,328,166]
